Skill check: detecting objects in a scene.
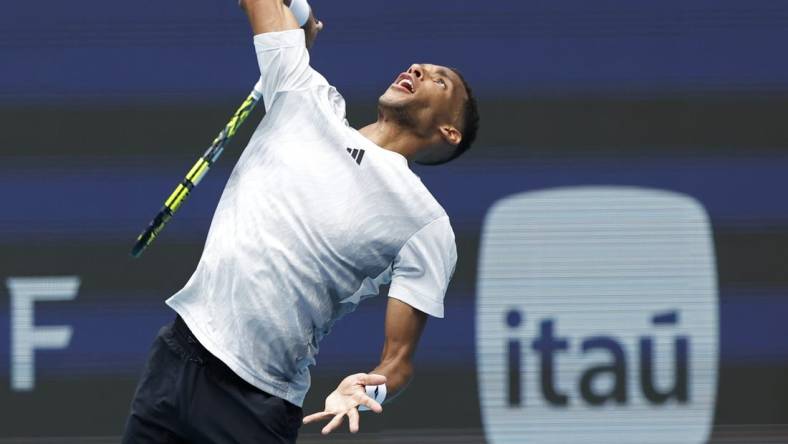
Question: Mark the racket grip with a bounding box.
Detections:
[253,78,264,99]
[130,208,173,258]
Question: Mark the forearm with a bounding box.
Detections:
[369,297,428,401]
[371,356,413,399]
[240,0,299,36]
[302,299,427,434]
[242,0,321,49]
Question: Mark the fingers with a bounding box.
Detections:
[359,373,387,386]
[357,393,383,413]
[302,411,333,425]
[321,413,345,435]
[301,7,322,49]
[304,408,367,434]
[347,408,360,433]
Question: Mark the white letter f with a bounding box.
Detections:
[8,276,79,391]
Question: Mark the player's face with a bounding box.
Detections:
[379,63,467,134]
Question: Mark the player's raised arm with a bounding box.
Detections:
[243,0,328,113]
[240,0,323,48]
[240,0,298,35]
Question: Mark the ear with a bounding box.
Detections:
[439,125,462,147]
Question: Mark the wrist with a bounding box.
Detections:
[358,383,387,412]
[288,0,311,27]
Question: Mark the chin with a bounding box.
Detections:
[378,90,407,108]
[377,89,426,131]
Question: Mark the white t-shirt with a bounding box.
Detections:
[166,29,457,407]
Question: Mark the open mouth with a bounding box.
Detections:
[393,73,415,93]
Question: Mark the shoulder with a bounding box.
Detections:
[254,29,346,118]
[358,145,450,225]
[400,168,449,224]
[253,28,307,50]
[413,214,456,249]
[394,175,454,249]
[269,84,347,124]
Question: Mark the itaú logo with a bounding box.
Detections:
[503,310,689,408]
[476,187,718,444]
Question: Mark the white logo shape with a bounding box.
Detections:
[476,187,718,444]
[8,276,80,391]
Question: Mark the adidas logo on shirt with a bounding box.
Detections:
[346,147,365,165]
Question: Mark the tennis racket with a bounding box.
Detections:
[130,79,264,258]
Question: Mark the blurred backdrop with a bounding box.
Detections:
[1,0,787,442]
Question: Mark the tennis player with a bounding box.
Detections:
[122,0,479,442]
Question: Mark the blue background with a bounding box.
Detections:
[5,0,788,102]
[1,0,787,441]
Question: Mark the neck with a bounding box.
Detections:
[358,110,430,161]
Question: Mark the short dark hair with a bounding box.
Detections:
[444,67,479,163]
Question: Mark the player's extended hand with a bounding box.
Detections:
[237,0,323,49]
[302,7,323,49]
[302,373,386,434]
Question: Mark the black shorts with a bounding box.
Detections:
[122,316,303,444]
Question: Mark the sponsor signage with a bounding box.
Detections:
[476,187,718,443]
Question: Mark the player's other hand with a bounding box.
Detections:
[302,8,323,49]
[302,373,386,435]
[238,0,323,49]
